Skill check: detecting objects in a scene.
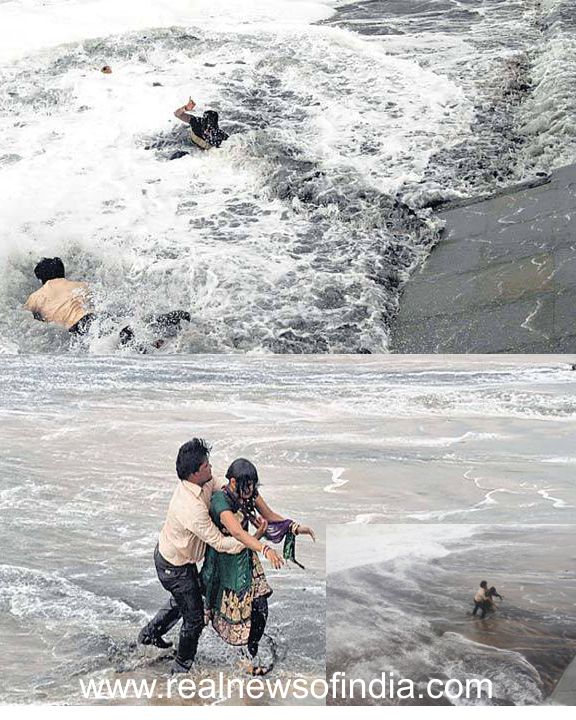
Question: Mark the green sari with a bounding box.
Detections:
[201,490,272,646]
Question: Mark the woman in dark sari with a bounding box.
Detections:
[201,458,315,674]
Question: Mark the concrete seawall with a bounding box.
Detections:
[390,164,576,353]
[550,653,576,705]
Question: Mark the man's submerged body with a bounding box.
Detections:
[25,278,94,333]
[24,257,191,347]
[24,258,94,335]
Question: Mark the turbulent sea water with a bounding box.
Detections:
[1,0,576,353]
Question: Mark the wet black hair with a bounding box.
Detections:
[202,110,219,128]
[225,457,259,498]
[176,438,211,480]
[34,257,65,283]
[201,110,228,148]
[480,580,488,589]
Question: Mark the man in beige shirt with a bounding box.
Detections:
[24,257,95,335]
[138,438,282,674]
[25,257,192,348]
[473,581,489,618]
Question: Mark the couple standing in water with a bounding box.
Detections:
[473,581,503,619]
[138,438,315,675]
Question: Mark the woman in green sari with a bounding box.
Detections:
[201,458,315,673]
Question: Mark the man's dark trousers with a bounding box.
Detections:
[473,601,487,619]
[142,545,205,670]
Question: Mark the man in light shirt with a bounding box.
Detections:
[138,438,282,674]
[24,257,94,335]
[24,257,191,348]
[473,580,489,618]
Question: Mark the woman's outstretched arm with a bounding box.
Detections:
[219,510,283,568]
[255,495,285,522]
[255,496,316,541]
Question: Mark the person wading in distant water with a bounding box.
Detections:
[174,97,229,150]
[486,585,503,610]
[472,580,491,618]
[138,439,284,674]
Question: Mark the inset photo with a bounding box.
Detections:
[326,524,576,706]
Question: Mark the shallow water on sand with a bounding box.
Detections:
[1,355,576,702]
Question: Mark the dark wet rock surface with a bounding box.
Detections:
[391,164,576,352]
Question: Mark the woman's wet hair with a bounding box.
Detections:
[480,580,488,589]
[226,457,259,497]
[34,257,65,283]
[176,438,211,480]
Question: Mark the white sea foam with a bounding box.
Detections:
[326,523,479,574]
[326,522,567,706]
[518,0,576,172]
[0,564,145,626]
[0,0,472,353]
[2,1,576,353]
[366,431,505,447]
[1,355,575,702]
[0,0,337,63]
[347,512,390,524]
[323,466,348,493]
[537,488,571,509]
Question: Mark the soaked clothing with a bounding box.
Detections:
[247,596,269,658]
[158,479,243,566]
[189,116,211,150]
[474,587,488,603]
[119,311,192,350]
[261,518,303,568]
[488,586,503,601]
[142,545,205,670]
[473,601,488,618]
[188,114,229,149]
[140,482,243,668]
[201,490,272,647]
[24,278,92,330]
[473,586,489,618]
[68,312,96,336]
[485,586,503,611]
